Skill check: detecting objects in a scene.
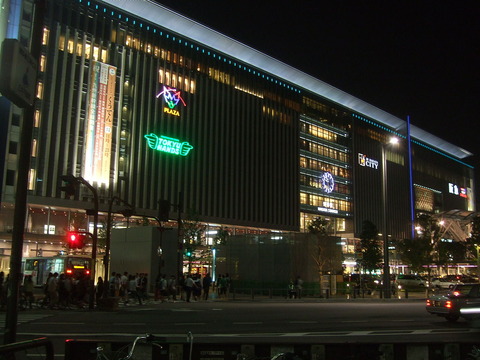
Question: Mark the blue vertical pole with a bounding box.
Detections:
[407,116,415,239]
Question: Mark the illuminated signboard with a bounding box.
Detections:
[358,153,379,169]
[321,172,335,194]
[145,133,193,156]
[318,207,339,214]
[449,183,468,198]
[156,85,186,117]
[83,61,117,185]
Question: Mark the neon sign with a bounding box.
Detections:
[321,172,335,194]
[358,153,379,169]
[144,133,193,156]
[449,183,468,198]
[156,86,186,117]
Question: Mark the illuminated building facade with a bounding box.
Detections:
[0,0,475,270]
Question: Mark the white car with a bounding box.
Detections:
[431,277,462,289]
[395,274,426,288]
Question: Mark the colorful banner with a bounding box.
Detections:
[83,61,117,185]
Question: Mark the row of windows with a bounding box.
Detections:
[302,97,351,131]
[300,140,349,163]
[300,212,347,232]
[158,69,196,94]
[59,34,109,63]
[300,121,337,142]
[300,156,351,179]
[263,106,292,125]
[300,192,352,212]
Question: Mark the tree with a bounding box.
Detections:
[396,237,432,274]
[466,215,480,264]
[358,220,382,273]
[181,210,206,273]
[307,217,337,297]
[397,213,441,289]
[214,227,230,246]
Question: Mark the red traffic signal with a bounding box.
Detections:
[66,231,86,249]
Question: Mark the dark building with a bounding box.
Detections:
[0,0,475,274]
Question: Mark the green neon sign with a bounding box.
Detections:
[144,133,193,156]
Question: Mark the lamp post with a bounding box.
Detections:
[381,137,399,299]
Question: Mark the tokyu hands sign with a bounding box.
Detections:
[144,133,193,156]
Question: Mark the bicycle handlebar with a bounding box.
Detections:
[122,334,164,360]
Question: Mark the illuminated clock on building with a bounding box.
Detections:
[321,172,335,194]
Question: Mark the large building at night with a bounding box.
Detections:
[0,0,475,274]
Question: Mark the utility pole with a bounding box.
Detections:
[3,0,45,345]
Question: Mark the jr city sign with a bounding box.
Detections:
[358,153,379,169]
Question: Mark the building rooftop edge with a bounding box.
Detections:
[101,0,473,161]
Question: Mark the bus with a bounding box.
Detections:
[21,255,92,286]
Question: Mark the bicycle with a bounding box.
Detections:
[96,334,166,360]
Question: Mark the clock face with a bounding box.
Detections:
[321,172,335,194]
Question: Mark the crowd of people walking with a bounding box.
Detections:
[0,270,232,311]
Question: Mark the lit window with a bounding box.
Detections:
[42,28,49,45]
[27,169,36,190]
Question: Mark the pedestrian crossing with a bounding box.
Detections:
[0,313,52,327]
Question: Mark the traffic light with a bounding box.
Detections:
[185,249,192,257]
[66,231,86,249]
[158,199,170,221]
[59,174,78,198]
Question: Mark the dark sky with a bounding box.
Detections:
[154,1,480,166]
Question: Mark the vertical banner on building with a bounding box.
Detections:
[83,60,117,185]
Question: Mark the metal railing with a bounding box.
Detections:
[0,337,54,359]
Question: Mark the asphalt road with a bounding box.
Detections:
[2,298,480,358]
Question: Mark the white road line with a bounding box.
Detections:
[35,322,84,325]
[232,322,263,325]
[113,323,145,326]
[174,323,207,326]
[289,321,317,324]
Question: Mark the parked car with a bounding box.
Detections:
[430,277,462,289]
[426,283,480,322]
[395,274,426,288]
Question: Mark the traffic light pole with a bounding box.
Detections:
[76,177,99,310]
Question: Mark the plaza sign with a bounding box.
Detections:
[156,85,186,117]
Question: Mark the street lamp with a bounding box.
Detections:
[381,136,399,299]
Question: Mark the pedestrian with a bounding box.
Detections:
[47,272,59,309]
[58,273,70,308]
[184,274,196,302]
[154,274,162,301]
[109,272,116,297]
[23,275,35,308]
[167,275,177,301]
[295,276,303,299]
[202,273,212,300]
[224,273,231,296]
[218,274,227,298]
[120,272,128,302]
[158,274,167,302]
[96,276,104,303]
[128,274,142,305]
[193,274,202,301]
[140,273,148,300]
[288,281,296,299]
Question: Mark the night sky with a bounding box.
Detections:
[153,1,480,169]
